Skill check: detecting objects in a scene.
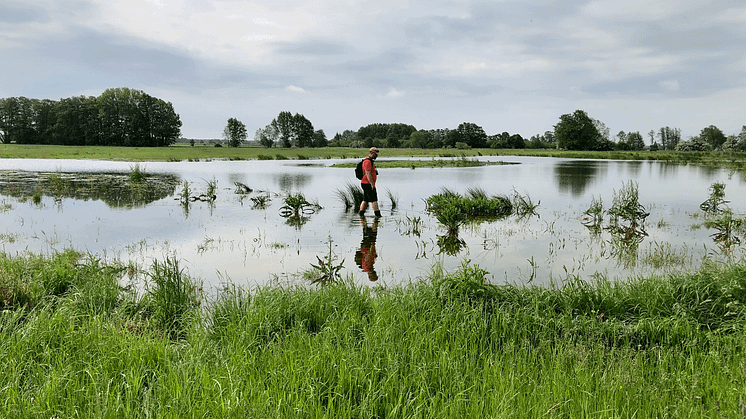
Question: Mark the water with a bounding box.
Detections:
[1,156,745,291]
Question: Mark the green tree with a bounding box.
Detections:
[427,129,448,148]
[223,118,247,147]
[312,129,328,147]
[626,131,646,151]
[699,125,726,150]
[256,124,278,148]
[725,126,746,151]
[657,127,681,150]
[616,130,628,144]
[507,133,525,149]
[554,110,602,151]
[357,123,390,143]
[292,113,314,147]
[386,123,417,148]
[272,111,294,148]
[676,136,711,151]
[408,130,432,148]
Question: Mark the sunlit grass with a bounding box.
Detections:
[1,251,746,417]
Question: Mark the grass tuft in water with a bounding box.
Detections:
[128,163,147,183]
[335,181,364,211]
[700,181,728,214]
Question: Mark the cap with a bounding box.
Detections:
[369,147,379,153]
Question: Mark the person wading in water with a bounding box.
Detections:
[359,147,381,218]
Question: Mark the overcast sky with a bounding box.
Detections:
[2,0,745,141]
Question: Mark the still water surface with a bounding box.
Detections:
[1,156,744,290]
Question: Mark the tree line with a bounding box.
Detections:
[0,88,182,147]
[238,109,745,152]
[4,86,743,152]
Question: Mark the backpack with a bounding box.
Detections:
[355,157,369,180]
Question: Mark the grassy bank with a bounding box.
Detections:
[2,144,745,171]
[2,250,746,417]
[0,144,498,162]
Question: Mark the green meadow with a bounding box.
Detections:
[1,250,746,418]
[2,143,746,172]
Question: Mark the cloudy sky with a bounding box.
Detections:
[2,0,745,141]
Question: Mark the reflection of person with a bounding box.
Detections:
[355,216,379,282]
[359,147,381,218]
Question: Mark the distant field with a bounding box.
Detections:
[0,144,496,161]
[1,144,744,170]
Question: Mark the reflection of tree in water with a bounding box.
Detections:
[274,173,311,192]
[657,162,680,180]
[553,161,605,197]
[625,160,643,177]
[0,171,179,208]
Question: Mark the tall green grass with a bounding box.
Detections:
[1,250,746,417]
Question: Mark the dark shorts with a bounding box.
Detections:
[361,183,378,202]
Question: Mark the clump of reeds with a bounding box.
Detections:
[582,194,604,227]
[178,180,191,204]
[511,188,540,218]
[203,177,218,201]
[144,257,202,339]
[385,188,399,211]
[700,182,728,214]
[280,193,320,218]
[425,187,513,233]
[607,180,649,232]
[250,194,271,208]
[334,181,364,211]
[128,163,147,183]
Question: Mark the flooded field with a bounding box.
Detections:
[1,156,745,291]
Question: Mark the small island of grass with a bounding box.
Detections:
[331,156,518,170]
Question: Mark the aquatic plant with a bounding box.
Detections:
[385,188,399,210]
[607,180,649,232]
[334,181,364,211]
[307,237,345,285]
[425,189,513,231]
[582,194,604,228]
[280,193,318,218]
[250,194,271,208]
[433,203,467,235]
[178,180,191,204]
[704,208,746,251]
[700,182,728,214]
[511,188,540,218]
[129,163,147,183]
[203,177,218,200]
[48,171,70,195]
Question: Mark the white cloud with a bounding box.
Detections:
[660,80,680,91]
[286,85,306,93]
[383,88,404,99]
[242,34,274,41]
[253,17,286,29]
